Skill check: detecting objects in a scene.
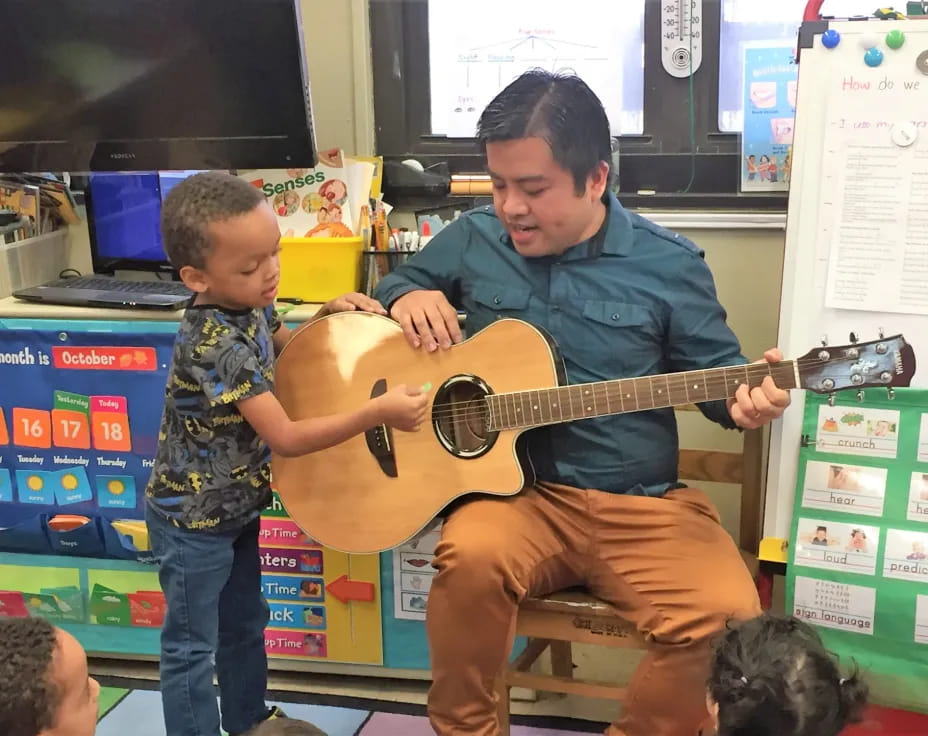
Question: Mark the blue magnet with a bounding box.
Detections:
[865,47,884,67]
[822,29,841,49]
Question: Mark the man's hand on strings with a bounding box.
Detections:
[726,348,791,430]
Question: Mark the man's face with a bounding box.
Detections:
[486,136,608,258]
[41,629,99,736]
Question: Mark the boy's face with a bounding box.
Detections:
[183,202,282,310]
[41,629,99,736]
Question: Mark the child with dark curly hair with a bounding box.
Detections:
[0,616,99,736]
[248,717,327,736]
[706,614,868,736]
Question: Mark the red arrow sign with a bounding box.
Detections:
[326,574,375,604]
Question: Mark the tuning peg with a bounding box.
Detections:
[857,390,865,402]
[849,331,858,344]
[821,334,828,346]
[887,387,895,400]
[828,392,837,407]
[878,326,885,339]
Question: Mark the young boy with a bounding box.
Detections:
[0,616,100,736]
[145,171,428,736]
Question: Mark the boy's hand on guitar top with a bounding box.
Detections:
[318,292,388,317]
[726,348,792,430]
[390,290,463,352]
[373,384,430,432]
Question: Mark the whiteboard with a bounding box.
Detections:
[765,19,928,542]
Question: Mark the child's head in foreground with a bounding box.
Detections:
[249,717,327,736]
[160,170,281,310]
[707,614,867,736]
[0,616,100,736]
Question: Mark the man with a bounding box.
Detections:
[374,70,790,736]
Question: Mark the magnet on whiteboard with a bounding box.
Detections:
[822,29,841,49]
[917,50,928,75]
[885,30,905,50]
[864,47,884,67]
[860,35,879,50]
[891,122,917,147]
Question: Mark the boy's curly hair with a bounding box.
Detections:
[250,717,327,736]
[160,171,266,270]
[0,617,60,736]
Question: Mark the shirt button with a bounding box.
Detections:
[493,296,501,304]
[611,313,620,320]
[552,305,561,312]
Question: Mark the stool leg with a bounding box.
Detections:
[550,640,574,679]
[757,561,775,611]
[495,674,512,735]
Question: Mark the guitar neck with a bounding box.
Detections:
[487,361,799,431]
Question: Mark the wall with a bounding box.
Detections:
[299,0,375,155]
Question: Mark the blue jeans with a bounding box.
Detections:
[146,505,270,736]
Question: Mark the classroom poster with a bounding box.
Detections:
[261,493,384,664]
[786,390,928,713]
[0,328,174,558]
[392,521,442,621]
[741,44,797,192]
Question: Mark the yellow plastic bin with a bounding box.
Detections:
[278,236,364,302]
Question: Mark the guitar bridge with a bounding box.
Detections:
[365,378,397,478]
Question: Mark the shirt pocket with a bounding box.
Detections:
[564,299,663,377]
[467,282,532,332]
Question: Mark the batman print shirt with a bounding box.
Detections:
[145,302,281,532]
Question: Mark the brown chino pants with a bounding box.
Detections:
[425,482,761,735]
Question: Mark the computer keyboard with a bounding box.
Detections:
[50,276,192,295]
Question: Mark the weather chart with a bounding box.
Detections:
[0,327,384,664]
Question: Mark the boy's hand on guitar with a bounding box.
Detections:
[318,292,388,317]
[726,348,792,430]
[390,290,462,352]
[373,384,430,432]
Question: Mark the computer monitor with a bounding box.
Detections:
[87,170,202,275]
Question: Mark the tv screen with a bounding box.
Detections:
[0,0,316,173]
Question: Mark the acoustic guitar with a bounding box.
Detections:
[273,313,915,554]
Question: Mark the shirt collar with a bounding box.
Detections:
[557,191,634,262]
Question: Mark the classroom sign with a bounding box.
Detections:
[787,389,928,713]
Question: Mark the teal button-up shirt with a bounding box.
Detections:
[375,194,746,496]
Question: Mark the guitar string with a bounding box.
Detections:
[422,356,898,423]
[425,370,897,424]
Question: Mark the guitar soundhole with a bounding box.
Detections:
[432,375,498,459]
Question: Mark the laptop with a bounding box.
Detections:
[13,171,200,310]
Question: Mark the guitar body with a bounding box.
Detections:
[273,312,564,554]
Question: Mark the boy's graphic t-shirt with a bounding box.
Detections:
[145,302,281,532]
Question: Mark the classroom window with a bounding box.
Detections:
[718,0,885,132]
[427,0,646,137]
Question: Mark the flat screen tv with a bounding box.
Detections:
[0,0,317,172]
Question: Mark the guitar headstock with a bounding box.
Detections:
[797,334,916,395]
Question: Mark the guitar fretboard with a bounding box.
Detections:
[486,361,798,431]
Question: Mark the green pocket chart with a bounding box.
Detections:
[786,388,928,713]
